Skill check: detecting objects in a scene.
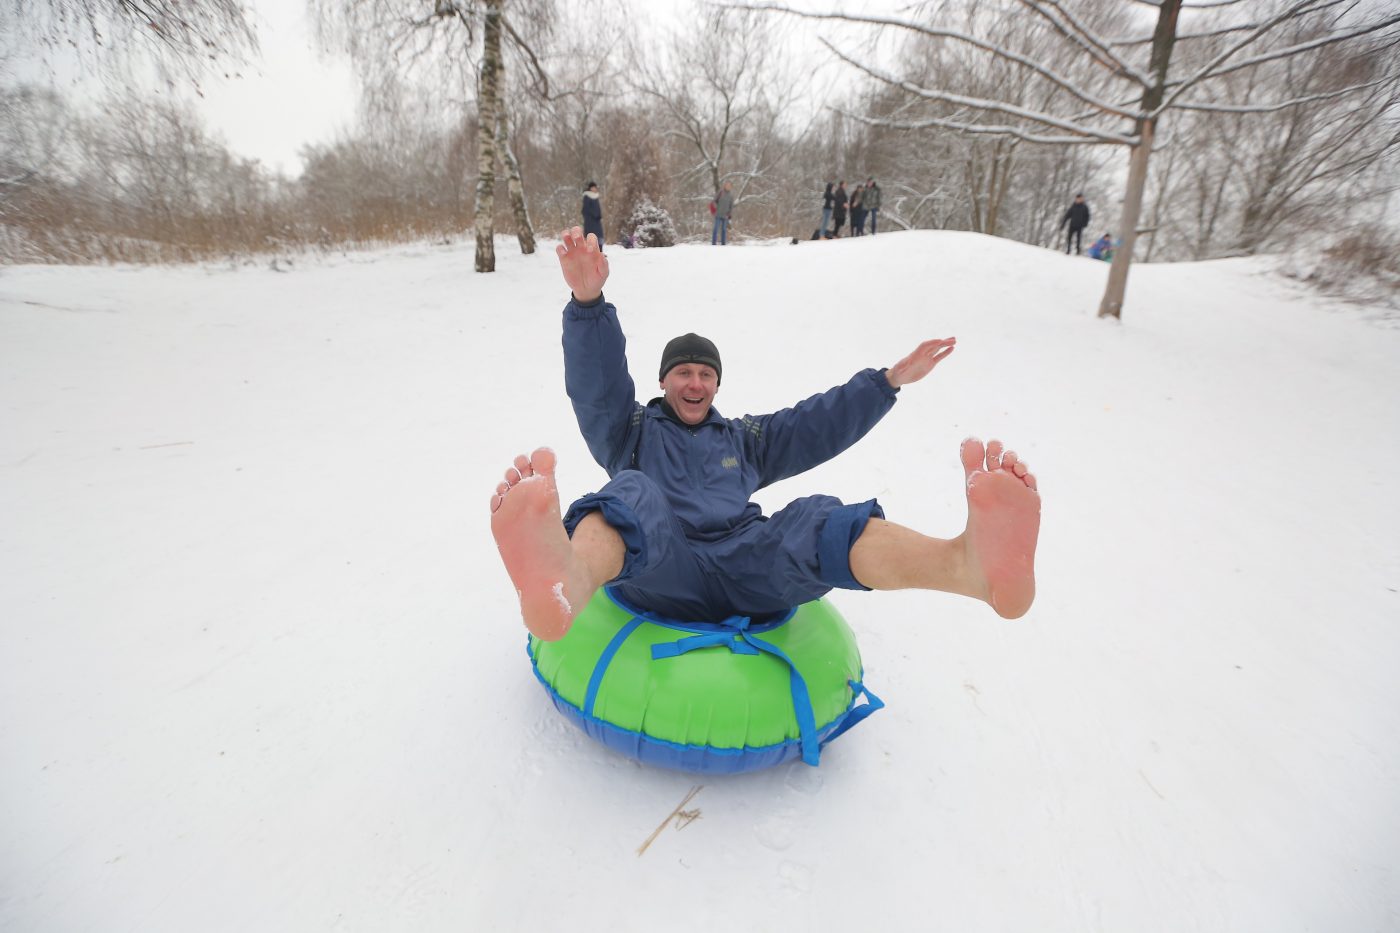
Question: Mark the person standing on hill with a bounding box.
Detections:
[582,182,604,253]
[1059,193,1090,255]
[851,184,866,237]
[831,180,849,238]
[711,181,735,246]
[816,181,835,239]
[863,179,882,235]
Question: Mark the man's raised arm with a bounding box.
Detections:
[748,337,957,486]
[558,227,640,475]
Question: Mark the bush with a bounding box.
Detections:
[628,197,678,248]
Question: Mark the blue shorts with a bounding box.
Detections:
[562,470,884,622]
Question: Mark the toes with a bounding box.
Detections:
[490,483,508,513]
[1022,471,1038,492]
[1001,450,1019,473]
[514,453,533,479]
[960,437,985,477]
[985,439,1004,470]
[504,465,523,484]
[530,447,557,476]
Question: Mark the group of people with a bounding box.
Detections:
[587,179,1108,260]
[1058,193,1116,261]
[816,179,880,240]
[580,180,737,248]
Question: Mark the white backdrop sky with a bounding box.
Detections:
[9,0,953,177]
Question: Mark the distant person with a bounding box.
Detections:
[815,181,835,240]
[831,180,848,238]
[851,184,867,236]
[582,182,604,253]
[864,179,882,234]
[711,181,734,246]
[1087,232,1114,261]
[1059,193,1090,255]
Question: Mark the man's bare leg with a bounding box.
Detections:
[489,448,625,641]
[848,438,1040,619]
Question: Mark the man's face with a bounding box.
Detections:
[660,364,720,425]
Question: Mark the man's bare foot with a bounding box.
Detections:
[489,448,592,641]
[960,438,1040,619]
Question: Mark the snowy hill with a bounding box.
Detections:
[2,232,1397,932]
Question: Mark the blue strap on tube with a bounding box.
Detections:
[583,615,646,718]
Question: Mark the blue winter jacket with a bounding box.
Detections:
[563,295,899,541]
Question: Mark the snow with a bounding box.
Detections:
[2,232,1398,932]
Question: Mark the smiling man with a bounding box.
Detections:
[490,227,1041,641]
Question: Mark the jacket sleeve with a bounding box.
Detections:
[563,296,642,475]
[741,368,899,488]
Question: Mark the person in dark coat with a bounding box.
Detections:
[856,177,879,233]
[831,181,849,238]
[488,226,1042,644]
[851,184,867,236]
[582,181,604,252]
[1059,194,1090,255]
[815,181,835,239]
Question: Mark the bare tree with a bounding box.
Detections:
[312,0,552,272]
[632,6,806,232]
[745,0,1400,319]
[6,0,257,84]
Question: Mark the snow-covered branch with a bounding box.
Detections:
[1172,10,1400,89]
[728,2,1142,119]
[836,109,1135,147]
[1016,0,1153,86]
[1154,0,1342,117]
[820,39,1136,145]
[1170,76,1394,114]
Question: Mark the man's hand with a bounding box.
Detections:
[886,337,956,389]
[556,226,609,303]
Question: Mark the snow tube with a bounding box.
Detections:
[527,586,884,774]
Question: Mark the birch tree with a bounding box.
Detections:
[313,0,552,272]
[746,0,1400,319]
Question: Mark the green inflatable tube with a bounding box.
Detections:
[528,586,884,774]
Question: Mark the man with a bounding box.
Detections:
[831,180,848,237]
[711,181,735,245]
[581,181,603,253]
[490,228,1041,641]
[863,178,882,235]
[1059,193,1090,255]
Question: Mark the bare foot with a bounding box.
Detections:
[489,448,592,641]
[960,438,1040,619]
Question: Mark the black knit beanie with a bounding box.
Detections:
[659,333,722,385]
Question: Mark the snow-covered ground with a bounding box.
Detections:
[2,232,1397,932]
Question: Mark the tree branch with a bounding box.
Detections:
[820,39,1136,145]
[1018,0,1154,86]
[1170,76,1393,113]
[728,2,1142,119]
[837,108,1133,147]
[1155,0,1342,116]
[1176,10,1400,88]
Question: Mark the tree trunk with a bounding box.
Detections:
[473,0,503,273]
[1098,0,1180,319]
[496,102,536,255]
[1098,119,1155,319]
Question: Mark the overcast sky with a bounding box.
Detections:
[159,0,916,177]
[196,2,359,177]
